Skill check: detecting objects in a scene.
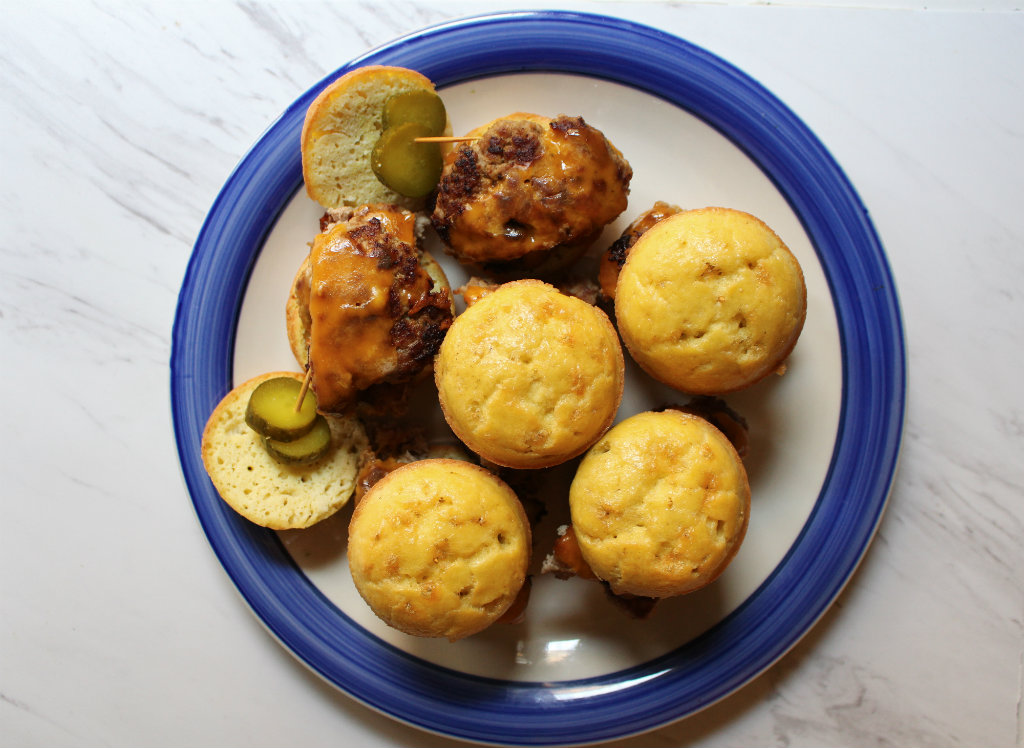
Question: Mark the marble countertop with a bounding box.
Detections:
[2,2,1022,746]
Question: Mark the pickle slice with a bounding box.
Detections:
[245,376,317,442]
[264,415,332,465]
[382,90,447,136]
[371,121,443,198]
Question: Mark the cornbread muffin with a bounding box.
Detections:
[616,207,806,394]
[431,113,632,278]
[301,65,450,211]
[569,409,750,598]
[348,459,531,641]
[200,372,368,530]
[434,280,625,469]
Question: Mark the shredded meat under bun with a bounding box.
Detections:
[431,113,632,279]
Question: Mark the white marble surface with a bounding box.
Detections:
[1,1,1022,746]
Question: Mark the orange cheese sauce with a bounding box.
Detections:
[307,206,425,413]
[448,116,629,263]
[457,280,497,307]
[550,524,597,580]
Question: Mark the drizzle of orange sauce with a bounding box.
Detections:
[353,455,409,504]
[307,206,428,413]
[458,282,496,307]
[453,118,628,262]
[551,524,597,580]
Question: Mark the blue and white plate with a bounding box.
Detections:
[171,11,905,745]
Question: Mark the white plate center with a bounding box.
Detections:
[232,73,842,681]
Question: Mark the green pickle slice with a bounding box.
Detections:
[245,376,317,442]
[264,415,332,465]
[382,90,447,135]
[371,121,443,198]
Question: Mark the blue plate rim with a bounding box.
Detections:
[170,10,906,746]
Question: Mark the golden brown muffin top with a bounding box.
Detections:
[347,459,531,641]
[435,280,624,469]
[569,409,750,598]
[616,207,806,394]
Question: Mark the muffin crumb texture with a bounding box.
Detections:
[570,410,750,598]
[435,281,624,469]
[616,207,806,394]
[348,459,531,641]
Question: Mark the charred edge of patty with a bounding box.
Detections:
[482,122,543,165]
[607,233,633,269]
[389,304,452,380]
[431,146,482,242]
[548,114,592,142]
[606,219,648,269]
[431,120,545,238]
[348,217,408,270]
[343,214,455,382]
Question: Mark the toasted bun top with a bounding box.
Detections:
[569,409,750,598]
[301,65,447,211]
[616,207,807,394]
[435,280,624,469]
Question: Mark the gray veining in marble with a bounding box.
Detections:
[1,2,1022,747]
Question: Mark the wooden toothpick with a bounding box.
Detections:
[295,368,312,412]
[413,135,478,144]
